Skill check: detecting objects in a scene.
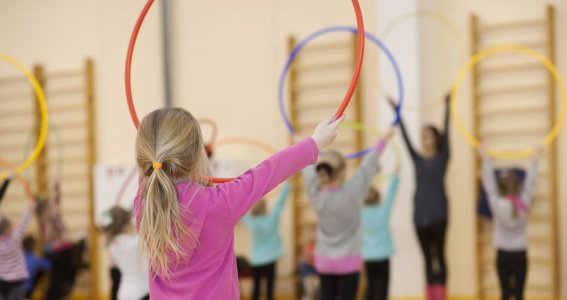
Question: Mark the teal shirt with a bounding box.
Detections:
[243,184,291,266]
[362,175,400,261]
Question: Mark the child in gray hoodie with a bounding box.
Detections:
[302,127,395,300]
[480,145,542,300]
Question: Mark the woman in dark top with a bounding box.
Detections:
[390,95,450,300]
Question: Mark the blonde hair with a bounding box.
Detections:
[136,107,210,278]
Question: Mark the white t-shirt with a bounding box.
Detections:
[109,234,149,300]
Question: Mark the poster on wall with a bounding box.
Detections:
[94,164,138,227]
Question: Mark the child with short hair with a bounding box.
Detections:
[302,127,395,300]
[105,206,149,300]
[243,183,291,300]
[0,200,35,300]
[362,168,400,300]
[133,108,342,299]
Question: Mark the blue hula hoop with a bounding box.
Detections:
[278,25,404,159]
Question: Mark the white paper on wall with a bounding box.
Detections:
[94,164,138,226]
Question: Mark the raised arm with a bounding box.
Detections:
[480,149,499,209]
[521,149,541,207]
[12,202,35,242]
[219,116,343,224]
[383,174,400,214]
[0,177,12,207]
[388,98,418,160]
[219,138,318,224]
[345,128,396,201]
[271,183,292,219]
[441,93,451,157]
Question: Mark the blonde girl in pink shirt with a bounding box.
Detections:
[134,107,342,299]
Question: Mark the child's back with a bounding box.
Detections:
[361,174,400,262]
[243,184,290,266]
[303,148,382,274]
[133,108,340,299]
[0,206,33,282]
[134,141,317,298]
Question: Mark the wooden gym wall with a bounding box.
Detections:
[470,5,560,299]
[0,59,99,299]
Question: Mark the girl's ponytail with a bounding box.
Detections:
[136,108,209,278]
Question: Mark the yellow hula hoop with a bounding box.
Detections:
[380,10,466,112]
[450,45,567,159]
[340,121,402,181]
[0,52,49,180]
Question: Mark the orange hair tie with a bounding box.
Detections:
[152,162,163,170]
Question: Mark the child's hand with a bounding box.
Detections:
[311,115,344,149]
[383,126,397,140]
[534,145,545,157]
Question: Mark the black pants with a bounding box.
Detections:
[364,260,389,300]
[110,266,122,300]
[0,280,25,300]
[497,250,527,300]
[320,272,359,300]
[416,220,447,285]
[251,262,276,300]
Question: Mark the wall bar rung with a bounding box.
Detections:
[479,19,544,32]
[301,41,350,53]
[478,105,547,117]
[45,69,83,79]
[295,80,351,92]
[478,84,546,97]
[479,62,542,75]
[294,61,351,73]
[480,127,546,138]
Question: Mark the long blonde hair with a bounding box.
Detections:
[136,107,210,278]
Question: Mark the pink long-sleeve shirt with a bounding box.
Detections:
[134,138,318,299]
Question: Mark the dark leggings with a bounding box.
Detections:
[497,250,527,300]
[320,272,359,300]
[110,266,121,300]
[416,220,447,285]
[0,280,25,300]
[251,262,276,300]
[364,260,389,300]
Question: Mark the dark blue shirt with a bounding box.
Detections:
[24,251,51,292]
